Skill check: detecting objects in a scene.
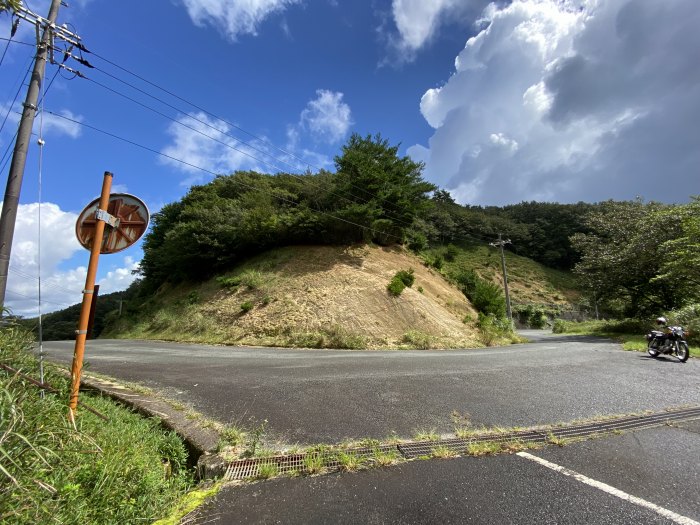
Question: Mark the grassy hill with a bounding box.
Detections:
[102,243,579,349]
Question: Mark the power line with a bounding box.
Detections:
[5,287,74,308]
[83,75,291,174]
[77,69,418,229]
[44,109,406,243]
[9,266,78,296]
[0,65,66,175]
[80,47,419,225]
[0,53,34,136]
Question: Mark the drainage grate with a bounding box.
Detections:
[223,444,398,481]
[222,406,700,480]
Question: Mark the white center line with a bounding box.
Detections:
[517,452,699,525]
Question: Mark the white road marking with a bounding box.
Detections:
[517,452,699,525]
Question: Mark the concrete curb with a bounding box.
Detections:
[79,374,226,479]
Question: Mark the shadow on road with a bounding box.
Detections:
[637,354,685,364]
[518,331,614,345]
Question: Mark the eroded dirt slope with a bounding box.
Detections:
[202,245,481,348]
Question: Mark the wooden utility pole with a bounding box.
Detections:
[490,233,513,322]
[0,0,62,307]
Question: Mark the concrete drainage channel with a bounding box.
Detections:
[221,406,700,481]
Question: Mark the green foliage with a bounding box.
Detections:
[387,276,406,297]
[404,229,429,252]
[387,269,415,297]
[477,313,513,346]
[513,304,549,328]
[429,254,444,270]
[653,197,700,300]
[552,318,649,335]
[0,0,22,13]
[0,325,191,524]
[425,196,594,269]
[402,330,432,349]
[18,286,137,341]
[452,269,506,318]
[395,269,415,287]
[445,244,459,262]
[570,199,698,317]
[138,135,437,288]
[240,301,253,313]
[334,133,436,232]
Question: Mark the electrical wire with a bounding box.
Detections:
[83,75,290,174]
[79,68,422,226]
[43,41,423,229]
[78,67,418,229]
[5,287,73,308]
[0,52,33,136]
[82,48,420,225]
[9,267,78,295]
[44,109,406,243]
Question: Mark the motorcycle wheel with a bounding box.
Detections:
[676,341,690,363]
[647,342,660,358]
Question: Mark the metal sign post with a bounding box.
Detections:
[68,173,150,422]
[69,172,112,423]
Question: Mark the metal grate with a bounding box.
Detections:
[222,406,700,480]
[223,445,398,481]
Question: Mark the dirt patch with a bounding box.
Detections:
[199,245,480,348]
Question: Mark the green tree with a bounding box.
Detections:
[653,196,700,299]
[333,133,436,243]
[570,200,686,317]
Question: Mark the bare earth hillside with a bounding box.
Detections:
[113,244,577,349]
[202,245,481,349]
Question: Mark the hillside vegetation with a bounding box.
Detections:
[103,243,578,349]
[25,134,699,347]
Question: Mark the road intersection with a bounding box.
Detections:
[42,332,699,523]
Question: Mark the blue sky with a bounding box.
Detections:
[1,0,699,316]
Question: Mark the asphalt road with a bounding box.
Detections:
[41,332,700,445]
[196,420,700,524]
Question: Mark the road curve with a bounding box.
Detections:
[41,333,700,444]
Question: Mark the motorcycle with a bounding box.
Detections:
[646,325,690,362]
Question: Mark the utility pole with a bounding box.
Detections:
[0,0,62,307]
[489,233,512,322]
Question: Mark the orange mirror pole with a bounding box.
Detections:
[68,172,112,423]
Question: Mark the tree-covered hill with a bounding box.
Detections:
[22,133,698,342]
[138,133,595,292]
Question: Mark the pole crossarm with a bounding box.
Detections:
[15,4,82,44]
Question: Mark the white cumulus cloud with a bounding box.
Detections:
[299,89,353,144]
[180,0,301,41]
[387,0,491,61]
[0,104,82,139]
[409,0,700,205]
[2,202,140,317]
[160,112,287,183]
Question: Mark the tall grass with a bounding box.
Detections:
[0,324,192,524]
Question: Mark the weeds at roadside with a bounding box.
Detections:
[372,448,400,467]
[431,445,457,459]
[336,451,365,472]
[451,410,472,438]
[413,428,440,441]
[546,432,568,447]
[303,453,326,474]
[256,461,279,480]
[402,330,432,349]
